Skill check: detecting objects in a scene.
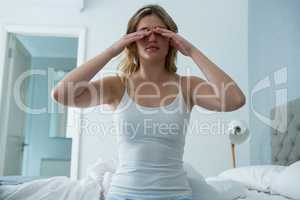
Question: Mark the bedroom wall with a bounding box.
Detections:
[249,0,300,164]
[0,0,249,179]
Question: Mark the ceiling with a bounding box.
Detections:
[16,34,78,58]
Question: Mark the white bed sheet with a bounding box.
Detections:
[242,190,290,200]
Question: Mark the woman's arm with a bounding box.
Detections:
[51,48,115,107]
[154,27,246,111]
[52,29,151,108]
[188,48,246,111]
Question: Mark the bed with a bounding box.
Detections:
[214,98,300,200]
[234,98,300,200]
[1,99,300,200]
[244,190,291,200]
[0,176,47,185]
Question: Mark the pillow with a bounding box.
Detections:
[270,161,300,199]
[206,177,247,200]
[218,165,286,192]
[188,178,224,200]
[184,162,246,200]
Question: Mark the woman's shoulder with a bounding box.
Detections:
[177,74,208,111]
[179,75,206,88]
[108,73,127,97]
[105,73,126,86]
[104,73,126,110]
[178,74,201,81]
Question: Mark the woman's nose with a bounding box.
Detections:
[148,30,157,41]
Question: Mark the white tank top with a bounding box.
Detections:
[107,75,193,199]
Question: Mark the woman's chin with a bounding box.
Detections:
[141,52,166,61]
[143,55,163,62]
[144,50,160,56]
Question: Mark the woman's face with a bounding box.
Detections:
[135,14,170,63]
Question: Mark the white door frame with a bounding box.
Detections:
[0,24,86,180]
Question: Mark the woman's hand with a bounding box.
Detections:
[108,30,151,58]
[153,27,196,57]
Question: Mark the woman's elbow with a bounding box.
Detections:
[225,94,246,112]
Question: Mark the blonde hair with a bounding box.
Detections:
[117,4,178,83]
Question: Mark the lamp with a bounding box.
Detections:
[227,120,250,168]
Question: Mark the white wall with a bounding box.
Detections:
[0,0,249,178]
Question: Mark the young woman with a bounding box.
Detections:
[52,4,245,200]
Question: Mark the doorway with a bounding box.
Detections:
[0,25,86,180]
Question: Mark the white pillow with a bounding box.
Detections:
[218,165,286,192]
[270,161,300,199]
[188,177,224,200]
[206,177,247,200]
[184,162,245,200]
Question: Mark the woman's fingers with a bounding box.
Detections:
[153,28,190,55]
[153,28,177,41]
[153,29,180,45]
[126,30,150,39]
[124,30,150,45]
[154,27,175,35]
[159,32,174,39]
[131,31,150,40]
[109,30,150,57]
[127,34,145,43]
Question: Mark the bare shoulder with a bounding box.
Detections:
[100,74,125,88]
[92,74,124,94]
[178,75,206,90]
[179,75,208,111]
[71,74,124,108]
[181,75,205,83]
[181,75,208,93]
[177,75,195,112]
[101,73,125,93]
[107,73,126,108]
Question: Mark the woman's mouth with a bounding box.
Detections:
[145,46,160,52]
